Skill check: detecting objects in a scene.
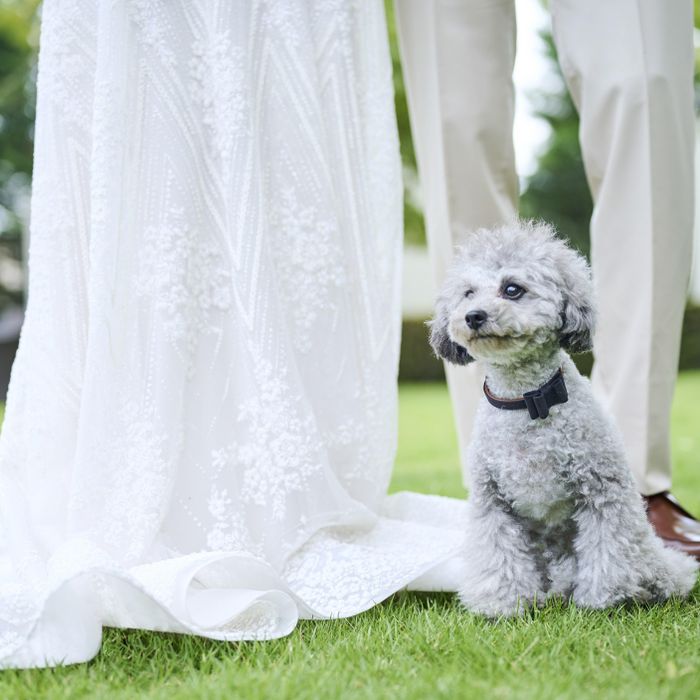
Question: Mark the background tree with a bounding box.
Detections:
[0,0,39,310]
[519,33,592,258]
[385,0,426,247]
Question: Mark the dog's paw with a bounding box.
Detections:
[655,547,699,598]
[574,548,699,608]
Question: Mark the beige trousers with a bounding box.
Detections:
[395,0,695,495]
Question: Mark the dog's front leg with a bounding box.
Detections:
[459,496,545,617]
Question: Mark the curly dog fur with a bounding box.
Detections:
[430,221,698,616]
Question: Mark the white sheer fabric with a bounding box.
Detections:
[0,0,466,668]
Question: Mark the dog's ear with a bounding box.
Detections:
[428,300,474,365]
[557,248,596,354]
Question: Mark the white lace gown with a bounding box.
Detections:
[0,0,466,668]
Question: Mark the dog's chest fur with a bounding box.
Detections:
[472,407,579,524]
[468,361,627,529]
[495,445,573,523]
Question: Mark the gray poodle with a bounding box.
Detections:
[430,221,698,616]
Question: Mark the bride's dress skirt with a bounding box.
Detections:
[0,0,465,668]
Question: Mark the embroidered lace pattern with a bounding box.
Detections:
[0,0,466,669]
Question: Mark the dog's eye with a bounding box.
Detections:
[464,290,474,298]
[502,283,525,299]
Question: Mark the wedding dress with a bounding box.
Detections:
[0,0,466,668]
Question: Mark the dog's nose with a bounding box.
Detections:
[465,310,488,330]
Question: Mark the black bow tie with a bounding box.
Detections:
[483,368,568,420]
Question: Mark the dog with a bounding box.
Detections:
[429,220,698,616]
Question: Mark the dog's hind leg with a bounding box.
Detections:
[571,492,698,609]
[459,498,546,617]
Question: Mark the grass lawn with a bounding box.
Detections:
[3,373,700,699]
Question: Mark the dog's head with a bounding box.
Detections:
[429,221,595,365]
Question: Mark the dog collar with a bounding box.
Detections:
[483,368,568,420]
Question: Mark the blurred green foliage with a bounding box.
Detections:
[0,0,39,308]
[0,1,36,175]
[385,0,426,247]
[398,318,445,382]
[519,33,593,258]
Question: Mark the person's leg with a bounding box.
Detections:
[550,0,695,496]
[394,0,518,481]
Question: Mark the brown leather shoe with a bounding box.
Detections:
[644,492,700,561]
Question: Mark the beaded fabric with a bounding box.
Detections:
[0,0,465,668]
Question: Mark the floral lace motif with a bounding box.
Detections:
[0,0,465,671]
[138,203,232,359]
[211,358,324,522]
[205,488,262,557]
[271,189,346,353]
[190,31,247,171]
[125,0,177,69]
